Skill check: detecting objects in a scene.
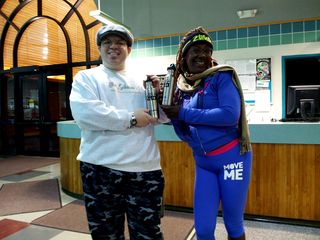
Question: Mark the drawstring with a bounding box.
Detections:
[197,80,210,108]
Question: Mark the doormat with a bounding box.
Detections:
[32,199,194,239]
[0,179,61,216]
[0,170,50,182]
[0,155,59,178]
[32,200,89,234]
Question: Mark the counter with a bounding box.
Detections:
[155,122,320,144]
[57,120,320,222]
[57,120,82,197]
[58,120,320,144]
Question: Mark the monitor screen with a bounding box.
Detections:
[287,85,320,121]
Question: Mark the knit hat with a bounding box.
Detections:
[96,24,134,47]
[181,32,213,56]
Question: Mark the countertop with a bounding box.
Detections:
[57,120,320,144]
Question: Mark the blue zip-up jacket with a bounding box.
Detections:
[171,71,241,155]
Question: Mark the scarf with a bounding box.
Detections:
[177,64,251,154]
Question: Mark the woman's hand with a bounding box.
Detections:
[144,75,160,93]
[160,105,180,119]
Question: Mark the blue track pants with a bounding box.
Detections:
[193,143,252,239]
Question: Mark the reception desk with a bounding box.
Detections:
[57,121,320,222]
[57,121,82,197]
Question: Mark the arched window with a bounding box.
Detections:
[0,0,102,70]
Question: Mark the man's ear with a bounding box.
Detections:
[127,46,132,54]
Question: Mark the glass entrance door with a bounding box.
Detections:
[43,74,67,154]
[17,74,42,154]
[0,73,16,155]
[13,69,67,156]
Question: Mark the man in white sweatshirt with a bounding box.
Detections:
[70,24,165,240]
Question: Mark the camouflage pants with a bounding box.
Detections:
[80,162,164,240]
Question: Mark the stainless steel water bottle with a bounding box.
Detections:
[162,64,176,105]
[145,76,159,118]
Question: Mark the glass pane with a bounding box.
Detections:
[18,18,67,66]
[48,124,59,152]
[23,125,41,152]
[6,74,15,119]
[47,75,66,121]
[0,73,16,154]
[21,75,39,121]
[6,74,16,153]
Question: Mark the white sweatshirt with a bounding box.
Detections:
[69,64,162,172]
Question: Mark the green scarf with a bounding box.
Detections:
[177,64,252,154]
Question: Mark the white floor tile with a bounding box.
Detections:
[50,230,91,240]
[0,210,54,223]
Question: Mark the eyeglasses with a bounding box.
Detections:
[101,39,127,47]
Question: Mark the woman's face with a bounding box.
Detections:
[185,43,212,74]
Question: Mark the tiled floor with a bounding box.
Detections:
[0,162,91,240]
[1,159,320,240]
[187,219,320,240]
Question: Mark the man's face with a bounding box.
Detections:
[185,43,212,74]
[98,35,131,71]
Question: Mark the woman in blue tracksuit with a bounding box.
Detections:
[160,26,252,240]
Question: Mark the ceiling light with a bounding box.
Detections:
[237,9,258,19]
[90,0,130,29]
[90,10,123,26]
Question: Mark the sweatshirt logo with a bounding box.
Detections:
[224,161,243,180]
[108,81,136,92]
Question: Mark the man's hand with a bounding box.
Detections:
[134,109,158,127]
[160,105,180,119]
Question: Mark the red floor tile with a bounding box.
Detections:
[0,219,30,238]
